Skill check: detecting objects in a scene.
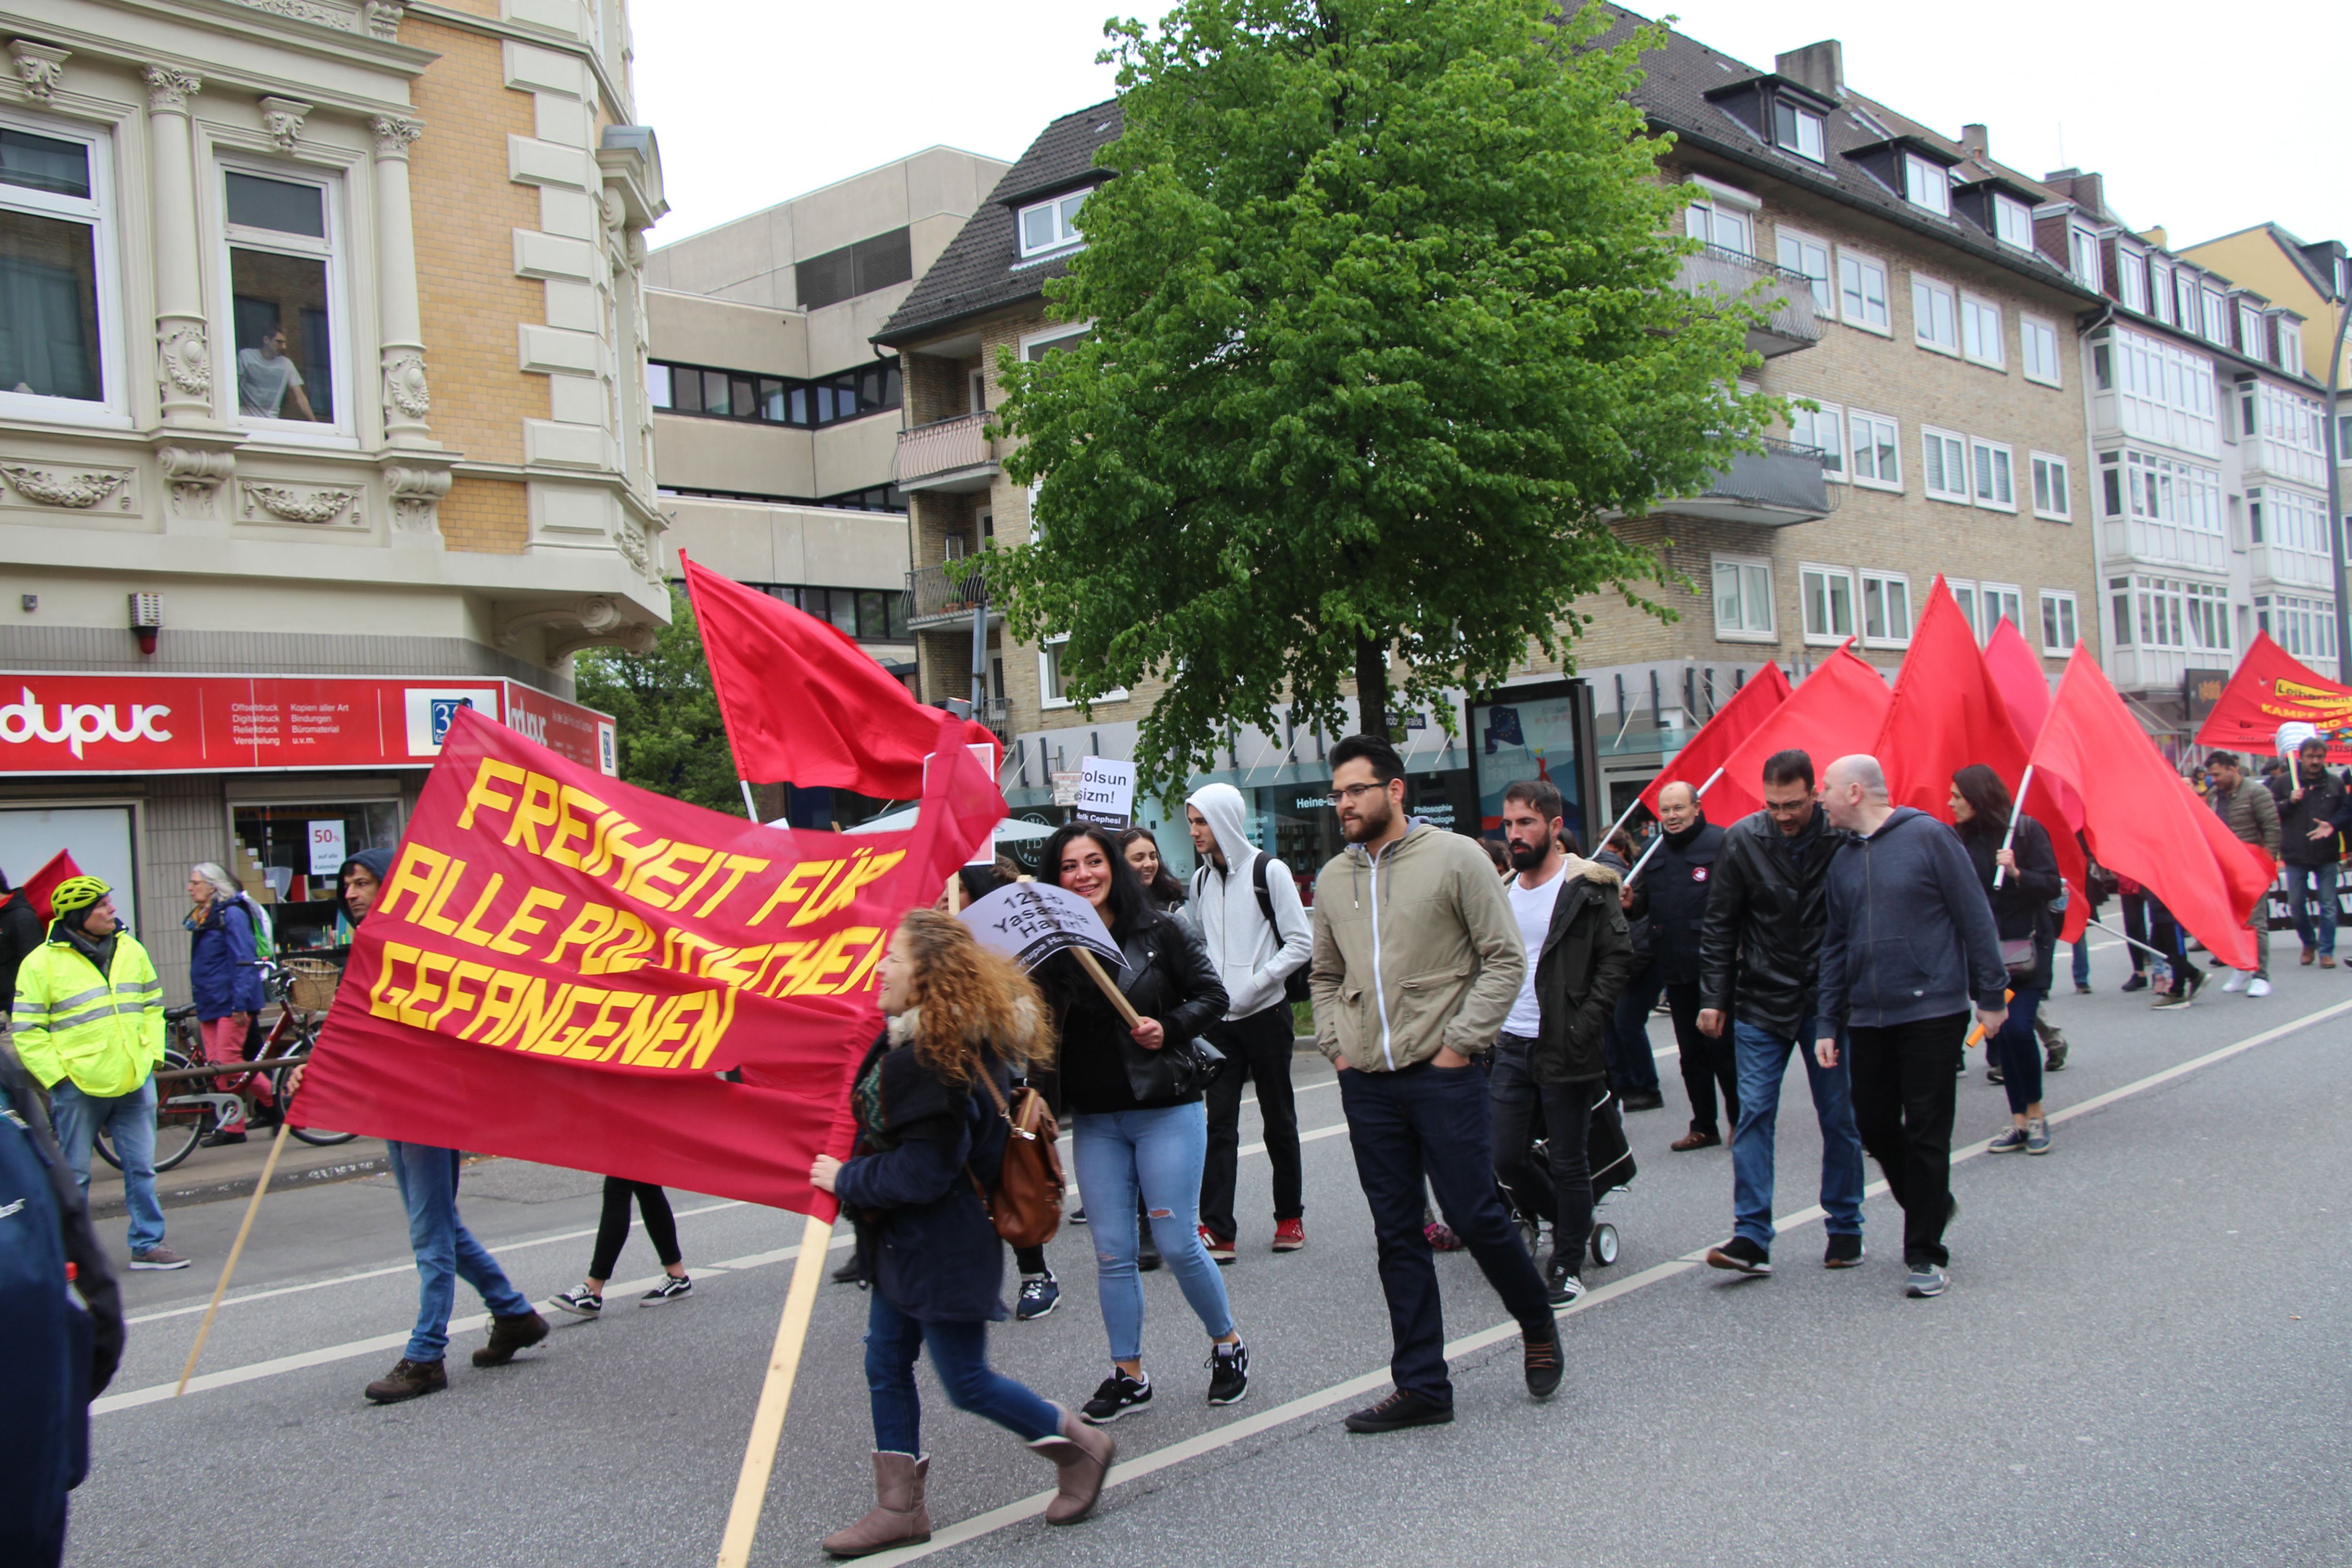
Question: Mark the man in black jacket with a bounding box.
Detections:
[1631,782,1736,1150]
[1695,750,1865,1275]
[2269,736,2352,969]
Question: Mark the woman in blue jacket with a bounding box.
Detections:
[184,863,268,1144]
[810,908,1113,1557]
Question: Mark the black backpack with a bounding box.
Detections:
[1249,853,1313,1007]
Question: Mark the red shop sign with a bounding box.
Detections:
[0,674,617,776]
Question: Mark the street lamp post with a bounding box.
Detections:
[2327,285,2351,679]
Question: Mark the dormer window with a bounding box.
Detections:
[2281,325,2304,376]
[2069,225,2103,292]
[1771,98,1824,162]
[2239,302,2264,358]
[1992,193,2032,249]
[1902,153,1951,217]
[2118,247,2148,312]
[1017,190,1087,258]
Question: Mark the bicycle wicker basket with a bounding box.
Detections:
[286,956,343,1012]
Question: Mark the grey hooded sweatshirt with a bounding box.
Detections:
[1183,782,1313,1020]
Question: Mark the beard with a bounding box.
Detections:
[1506,837,1548,873]
[1341,794,1397,844]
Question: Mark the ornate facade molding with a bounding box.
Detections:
[0,465,126,509]
[156,445,236,519]
[9,40,69,103]
[155,319,211,400]
[363,0,405,40]
[142,64,200,115]
[381,349,431,420]
[241,482,360,526]
[258,96,312,153]
[369,114,422,161]
[382,462,451,534]
[227,0,353,29]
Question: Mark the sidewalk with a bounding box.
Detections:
[83,1132,393,1220]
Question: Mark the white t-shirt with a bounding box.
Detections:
[237,348,304,418]
[1502,865,1564,1038]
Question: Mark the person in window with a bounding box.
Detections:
[236,327,315,421]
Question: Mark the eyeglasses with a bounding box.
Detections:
[1324,782,1385,807]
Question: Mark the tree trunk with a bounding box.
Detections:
[1354,634,1389,739]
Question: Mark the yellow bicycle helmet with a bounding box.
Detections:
[48,874,111,918]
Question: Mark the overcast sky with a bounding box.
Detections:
[636,0,2350,273]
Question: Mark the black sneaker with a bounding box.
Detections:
[1523,1322,1564,1400]
[1080,1370,1152,1424]
[1823,1233,1865,1269]
[640,1274,691,1306]
[2120,972,2148,993]
[1344,1388,1454,1433]
[1620,1089,1665,1113]
[1016,1272,1060,1321]
[1905,1262,1948,1297]
[552,1285,603,1317]
[1206,1340,1249,1406]
[1542,1254,1586,1306]
[829,1254,866,1285]
[1070,1205,1088,1225]
[1705,1236,1771,1276]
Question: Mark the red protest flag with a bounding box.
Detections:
[295,706,1002,1218]
[2194,629,2352,764]
[1877,581,2086,938]
[1982,617,2052,745]
[1705,645,1890,823]
[681,553,997,796]
[1637,661,1792,816]
[2031,648,2272,970]
[17,849,83,923]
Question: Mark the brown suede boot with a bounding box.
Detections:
[820,1452,930,1557]
[1028,1405,1114,1526]
[471,1309,549,1367]
[364,1357,446,1403]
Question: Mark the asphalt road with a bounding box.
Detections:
[65,939,2352,1568]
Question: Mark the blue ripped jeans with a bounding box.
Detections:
[1071,1102,1235,1364]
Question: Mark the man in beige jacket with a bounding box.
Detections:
[1309,734,1563,1432]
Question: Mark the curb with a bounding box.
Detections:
[87,1147,392,1220]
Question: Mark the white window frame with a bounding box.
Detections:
[2118,247,2149,313]
[1859,569,1913,649]
[2201,287,2228,346]
[2020,314,2061,388]
[1971,437,2016,512]
[2281,326,2304,377]
[1911,273,1959,355]
[2148,259,2174,325]
[216,155,354,445]
[2029,451,2072,521]
[1902,152,1952,217]
[1710,552,1777,643]
[1848,409,1901,491]
[2040,590,2080,656]
[1775,227,1832,313]
[1921,425,1970,503]
[1947,577,1981,637]
[2069,225,2104,292]
[2238,302,2265,360]
[1960,292,2004,368]
[1981,582,2026,642]
[1015,190,1087,259]
[0,109,128,428]
[1771,98,1825,162]
[1788,397,1844,482]
[1798,563,1855,646]
[1836,248,1891,335]
[1017,321,1093,365]
[1038,632,1126,710]
[1992,192,2033,251]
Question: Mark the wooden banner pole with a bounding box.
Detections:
[1073,947,1143,1027]
[715,1210,838,1568]
[175,1117,294,1396]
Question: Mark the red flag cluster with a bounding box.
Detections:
[2194,629,2352,764]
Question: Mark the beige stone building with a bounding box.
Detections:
[0,0,666,999]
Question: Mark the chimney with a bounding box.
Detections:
[1960,123,1988,159]
[2042,168,2103,215]
[1773,40,1843,100]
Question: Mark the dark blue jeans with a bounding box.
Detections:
[864,1289,1059,1454]
[2286,863,2340,957]
[387,1141,532,1361]
[1338,1060,1553,1404]
[1986,988,2044,1115]
[1605,959,1664,1095]
[1729,1015,1863,1250]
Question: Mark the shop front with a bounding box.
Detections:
[0,673,616,1002]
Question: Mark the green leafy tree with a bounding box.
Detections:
[994,0,1776,796]
[571,585,740,813]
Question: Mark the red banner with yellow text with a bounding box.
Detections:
[295,707,1002,1217]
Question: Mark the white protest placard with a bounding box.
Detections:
[307,819,347,877]
[1073,756,1135,829]
[958,882,1127,973]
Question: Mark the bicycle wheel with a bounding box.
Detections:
[95,1051,210,1173]
[275,1041,356,1146]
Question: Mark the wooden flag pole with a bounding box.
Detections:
[715,1209,837,1568]
[175,1117,294,1396]
[1074,948,1143,1027]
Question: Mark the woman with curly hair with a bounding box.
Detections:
[810,909,1113,1556]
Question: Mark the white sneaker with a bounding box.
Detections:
[2248,977,2272,997]
[2221,972,2249,993]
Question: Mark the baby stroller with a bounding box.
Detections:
[1501,1088,1639,1268]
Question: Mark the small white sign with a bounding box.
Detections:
[306,819,347,877]
[1073,756,1135,829]
[1050,770,1083,807]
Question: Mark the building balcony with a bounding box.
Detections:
[1665,438,1838,526]
[893,412,999,493]
[1673,245,1822,358]
[907,557,994,629]
[2248,544,2336,593]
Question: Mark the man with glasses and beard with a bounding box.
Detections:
[1309,735,1563,1432]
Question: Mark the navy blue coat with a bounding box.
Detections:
[185,900,265,1021]
[832,1024,1013,1323]
[1817,808,2009,1031]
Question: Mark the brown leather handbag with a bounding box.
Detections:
[968,1071,1065,1249]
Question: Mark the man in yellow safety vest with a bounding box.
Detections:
[9,875,188,1270]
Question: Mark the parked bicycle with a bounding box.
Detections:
[96,955,354,1173]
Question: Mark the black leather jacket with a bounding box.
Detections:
[1696,806,1843,1039]
[1045,907,1229,1113]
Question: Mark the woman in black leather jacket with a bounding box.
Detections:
[1036,823,1249,1423]
[1950,765,2060,1156]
